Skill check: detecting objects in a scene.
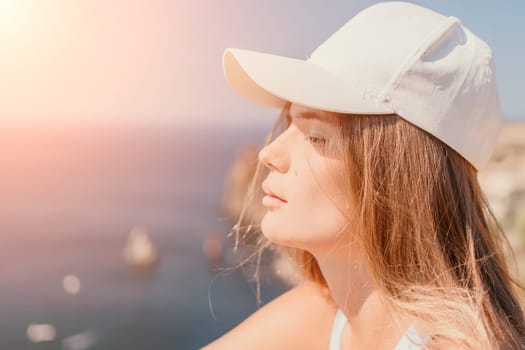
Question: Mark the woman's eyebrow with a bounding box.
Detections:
[291,111,320,120]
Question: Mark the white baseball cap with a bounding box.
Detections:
[222,1,501,171]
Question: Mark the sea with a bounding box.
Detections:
[0,122,289,350]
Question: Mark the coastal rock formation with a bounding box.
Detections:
[221,144,266,244]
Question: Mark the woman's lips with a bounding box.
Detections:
[262,194,287,208]
[261,182,287,204]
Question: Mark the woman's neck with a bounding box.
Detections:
[312,248,413,349]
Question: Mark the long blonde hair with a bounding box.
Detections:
[228,101,525,349]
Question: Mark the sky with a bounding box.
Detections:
[1,0,524,126]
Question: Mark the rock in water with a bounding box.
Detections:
[122,225,159,272]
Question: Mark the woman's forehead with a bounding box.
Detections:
[288,104,340,123]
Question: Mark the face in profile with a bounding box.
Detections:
[258,103,353,254]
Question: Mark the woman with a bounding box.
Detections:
[203,2,525,349]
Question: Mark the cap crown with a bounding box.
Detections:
[308,1,501,170]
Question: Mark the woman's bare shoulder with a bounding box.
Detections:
[200,280,338,350]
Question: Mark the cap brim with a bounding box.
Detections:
[222,48,394,115]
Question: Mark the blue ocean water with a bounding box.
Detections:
[0,123,289,350]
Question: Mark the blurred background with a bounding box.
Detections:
[0,0,524,349]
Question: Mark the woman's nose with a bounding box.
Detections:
[258,141,289,173]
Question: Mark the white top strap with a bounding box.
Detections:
[394,324,430,350]
[328,309,430,350]
[328,309,347,350]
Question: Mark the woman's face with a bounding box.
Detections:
[258,104,352,253]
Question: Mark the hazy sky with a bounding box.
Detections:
[1,0,524,125]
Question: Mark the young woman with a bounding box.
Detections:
[203,2,525,349]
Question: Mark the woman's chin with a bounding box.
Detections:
[261,221,310,251]
[261,219,296,247]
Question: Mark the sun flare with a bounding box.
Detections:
[0,0,31,36]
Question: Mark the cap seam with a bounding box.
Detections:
[379,16,461,101]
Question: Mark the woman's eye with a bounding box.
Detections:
[304,135,326,146]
